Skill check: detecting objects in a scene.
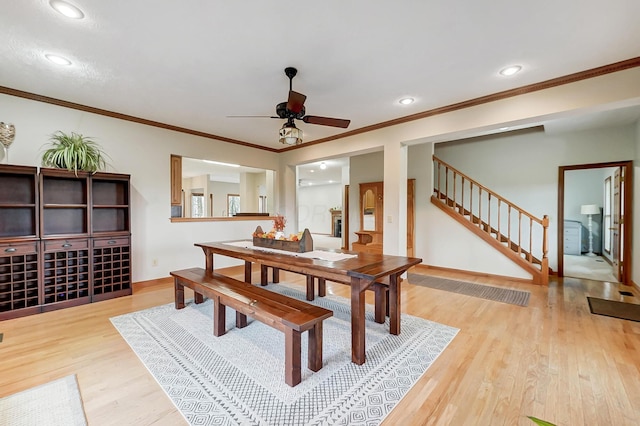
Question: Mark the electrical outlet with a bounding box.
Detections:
[152,258,158,267]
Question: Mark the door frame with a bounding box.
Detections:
[557,160,633,283]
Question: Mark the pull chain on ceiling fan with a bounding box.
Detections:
[228,67,351,146]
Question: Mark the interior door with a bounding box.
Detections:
[612,167,622,281]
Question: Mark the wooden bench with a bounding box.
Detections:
[170,267,333,387]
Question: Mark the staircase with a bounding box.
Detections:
[432,156,549,285]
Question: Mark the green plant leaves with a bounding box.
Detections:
[41,131,108,175]
[527,416,556,426]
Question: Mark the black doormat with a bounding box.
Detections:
[587,297,640,322]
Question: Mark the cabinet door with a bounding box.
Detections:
[0,241,40,320]
[92,237,132,302]
[41,238,91,311]
[170,154,182,206]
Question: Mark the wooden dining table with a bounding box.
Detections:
[195,240,422,365]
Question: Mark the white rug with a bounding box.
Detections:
[564,255,618,282]
[0,375,87,426]
[111,284,458,425]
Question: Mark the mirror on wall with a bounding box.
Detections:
[172,155,275,218]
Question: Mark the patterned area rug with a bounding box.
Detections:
[0,375,87,426]
[408,274,530,307]
[111,284,458,425]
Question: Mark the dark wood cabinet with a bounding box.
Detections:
[0,165,131,320]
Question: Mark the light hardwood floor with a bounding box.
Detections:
[1,267,639,426]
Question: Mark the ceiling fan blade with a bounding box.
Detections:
[226,115,279,119]
[302,115,351,128]
[287,90,307,114]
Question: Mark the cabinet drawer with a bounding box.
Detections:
[0,242,38,256]
[93,237,130,248]
[44,239,89,251]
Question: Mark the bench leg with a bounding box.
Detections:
[174,280,185,309]
[308,322,323,372]
[374,283,388,324]
[260,265,269,286]
[284,328,302,387]
[213,297,226,337]
[306,275,315,301]
[317,278,326,297]
[194,292,204,304]
[272,267,280,283]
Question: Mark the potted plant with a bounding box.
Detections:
[41,131,108,175]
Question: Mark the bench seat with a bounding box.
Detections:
[170,267,333,386]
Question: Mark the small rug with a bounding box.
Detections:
[408,274,530,307]
[111,284,458,425]
[564,255,618,282]
[587,297,640,322]
[0,375,87,426]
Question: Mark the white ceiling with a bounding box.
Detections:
[1,1,639,151]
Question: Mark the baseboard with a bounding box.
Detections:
[413,264,534,285]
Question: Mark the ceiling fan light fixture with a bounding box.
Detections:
[279,123,303,145]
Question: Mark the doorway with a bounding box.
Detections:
[557,161,633,284]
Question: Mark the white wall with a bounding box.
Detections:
[1,93,279,281]
[297,183,342,234]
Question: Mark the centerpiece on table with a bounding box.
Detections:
[252,215,313,253]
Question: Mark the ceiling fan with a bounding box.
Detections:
[230,67,351,145]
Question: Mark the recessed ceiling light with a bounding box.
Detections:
[45,54,72,65]
[320,162,327,170]
[499,65,522,76]
[49,0,84,19]
[500,127,509,131]
[399,97,415,105]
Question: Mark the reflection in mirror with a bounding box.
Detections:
[179,157,275,218]
[362,189,376,230]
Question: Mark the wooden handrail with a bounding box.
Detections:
[432,155,549,284]
[434,157,546,225]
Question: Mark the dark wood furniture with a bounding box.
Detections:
[195,241,422,365]
[170,267,333,386]
[0,165,40,318]
[0,166,131,320]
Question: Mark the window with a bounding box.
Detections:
[227,194,240,217]
[259,195,267,213]
[191,192,205,218]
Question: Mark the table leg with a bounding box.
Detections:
[373,283,387,323]
[203,248,214,272]
[317,278,326,297]
[244,261,252,284]
[260,265,268,286]
[351,277,366,365]
[389,273,401,335]
[306,275,315,301]
[272,268,280,283]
